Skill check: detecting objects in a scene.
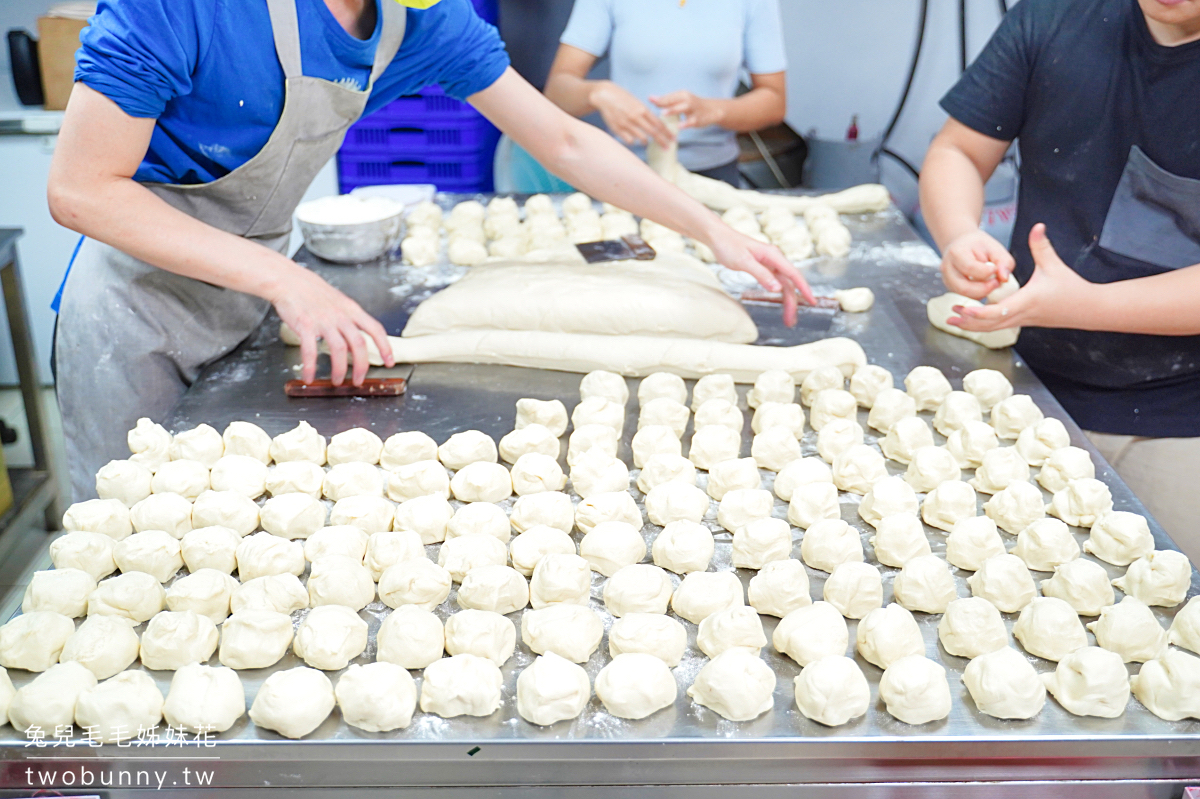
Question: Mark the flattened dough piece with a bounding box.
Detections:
[927,293,1019,350]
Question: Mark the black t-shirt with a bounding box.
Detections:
[941,0,1200,437]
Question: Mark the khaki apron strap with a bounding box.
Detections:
[369,1,408,88]
[265,0,304,80]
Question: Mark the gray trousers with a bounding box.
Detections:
[56,238,270,503]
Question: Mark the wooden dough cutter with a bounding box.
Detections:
[741,289,841,310]
[575,235,657,264]
[285,364,413,398]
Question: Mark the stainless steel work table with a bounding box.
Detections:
[3,200,1199,798]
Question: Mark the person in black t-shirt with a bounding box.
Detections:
[919,0,1200,554]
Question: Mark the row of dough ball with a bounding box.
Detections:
[719,203,852,260]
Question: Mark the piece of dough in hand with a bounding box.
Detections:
[927,293,1019,349]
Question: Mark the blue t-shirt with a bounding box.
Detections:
[559,0,786,172]
[75,0,510,185]
[941,0,1200,438]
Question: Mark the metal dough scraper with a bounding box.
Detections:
[285,364,414,398]
[575,235,657,264]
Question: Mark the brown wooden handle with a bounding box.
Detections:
[285,378,407,398]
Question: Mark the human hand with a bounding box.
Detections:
[708,224,815,328]
[939,228,1016,299]
[268,265,395,385]
[649,91,725,130]
[589,81,674,148]
[949,223,1092,332]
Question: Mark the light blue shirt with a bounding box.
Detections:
[560,0,786,171]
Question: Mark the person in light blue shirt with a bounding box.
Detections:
[546,0,788,185]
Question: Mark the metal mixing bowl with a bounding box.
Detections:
[295,205,405,264]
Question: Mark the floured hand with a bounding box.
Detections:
[708,226,815,327]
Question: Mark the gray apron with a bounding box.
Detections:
[56,0,407,502]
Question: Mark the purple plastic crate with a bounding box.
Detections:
[471,0,498,24]
[343,113,499,155]
[337,147,495,194]
[366,86,477,124]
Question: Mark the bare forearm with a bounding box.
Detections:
[706,87,785,132]
[919,140,989,250]
[543,72,600,118]
[1083,265,1200,336]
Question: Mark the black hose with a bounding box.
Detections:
[879,0,930,145]
[879,148,921,180]
[959,0,969,73]
[997,0,1008,16]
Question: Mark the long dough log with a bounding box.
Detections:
[282,325,866,383]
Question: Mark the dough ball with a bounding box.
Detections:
[691,374,738,411]
[823,561,883,619]
[651,520,714,575]
[140,609,219,670]
[270,421,327,465]
[114,529,183,583]
[376,604,444,669]
[879,655,951,725]
[335,663,418,734]
[697,605,767,659]
[210,453,268,499]
[401,234,439,266]
[794,655,870,727]
[938,596,1008,659]
[407,199,443,227]
[329,495,395,533]
[773,457,832,502]
[800,519,863,573]
[603,563,673,616]
[745,369,795,409]
[323,462,384,501]
[946,420,1001,469]
[87,571,166,623]
[859,477,918,530]
[74,670,164,743]
[867,388,917,434]
[962,368,1013,412]
[250,666,335,738]
[191,489,259,535]
[378,558,452,610]
[444,609,516,666]
[834,286,874,313]
[1130,648,1200,721]
[849,365,894,409]
[231,574,309,615]
[568,424,620,468]
[750,427,802,472]
[180,526,242,574]
[130,492,192,538]
[1084,510,1154,566]
[1041,558,1115,616]
[671,570,744,623]
[1013,595,1088,661]
[8,661,96,733]
[602,211,639,239]
[0,611,75,671]
[448,237,488,265]
[595,652,677,719]
[607,614,685,667]
[59,615,140,679]
[516,652,591,727]
[438,430,498,470]
[128,417,172,471]
[1087,596,1167,663]
[869,513,931,568]
[1042,646,1129,718]
[809,389,857,432]
[752,402,806,438]
[219,610,294,669]
[990,394,1044,440]
[880,417,934,465]
[637,453,696,494]
[169,424,224,468]
[420,654,504,718]
[579,370,629,405]
[364,529,426,582]
[575,491,643,534]
[63,498,133,540]
[50,530,117,581]
[260,492,327,539]
[893,555,957,614]
[305,525,369,563]
[510,525,576,577]
[447,199,485,224]
[717,488,773,533]
[944,516,1005,571]
[968,554,1036,613]
[439,532,508,583]
[634,375,688,412]
[695,398,744,433]
[815,419,863,466]
[921,480,978,534]
[96,459,153,507]
[308,555,376,610]
[856,603,924,669]
[1037,446,1095,493]
[325,428,383,466]
[570,449,630,499]
[1048,478,1113,528]
[451,462,513,503]
[21,568,95,618]
[786,481,840,530]
[165,568,239,624]
[293,605,369,670]
[831,444,888,495]
[932,391,983,437]
[747,558,811,617]
[236,532,305,580]
[792,368,841,409]
[689,425,742,471]
[903,446,961,493]
[1011,517,1080,571]
[1114,549,1191,607]
[514,399,569,439]
[984,480,1046,534]
[904,366,952,412]
[521,603,603,663]
[222,420,272,464]
[393,494,454,543]
[705,457,760,501]
[773,600,848,666]
[731,517,792,569]
[162,663,244,734]
[1016,417,1070,467]
[380,431,439,470]
[510,491,574,536]
[499,424,559,465]
[645,481,709,527]
[458,565,530,614]
[529,553,592,608]
[573,396,626,434]
[688,648,775,721]
[445,504,508,545]
[388,460,453,503]
[627,427,678,471]
[578,521,645,577]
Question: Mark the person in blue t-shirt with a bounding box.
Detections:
[544,0,787,186]
[918,0,1200,551]
[47,0,812,502]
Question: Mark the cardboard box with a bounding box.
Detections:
[36,15,89,111]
